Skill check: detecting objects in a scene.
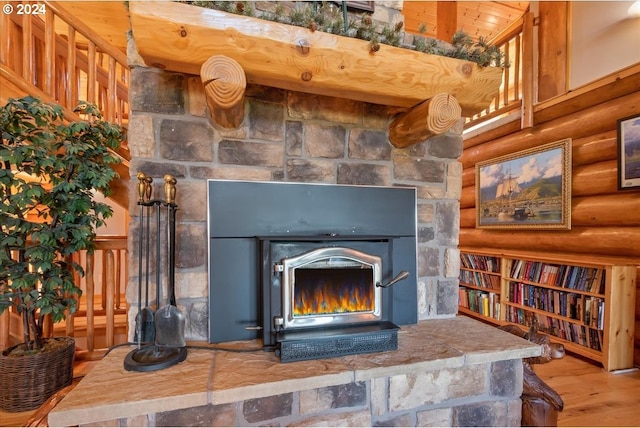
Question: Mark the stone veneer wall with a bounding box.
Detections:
[126,66,463,341]
[135,360,521,427]
[48,319,532,427]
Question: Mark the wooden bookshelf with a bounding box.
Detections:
[458,250,503,323]
[459,248,637,371]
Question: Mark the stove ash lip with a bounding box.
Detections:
[277,246,383,332]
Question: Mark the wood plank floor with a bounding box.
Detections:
[1,353,638,426]
[535,354,640,427]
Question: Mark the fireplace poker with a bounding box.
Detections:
[154,175,186,349]
[139,176,155,343]
[134,172,146,348]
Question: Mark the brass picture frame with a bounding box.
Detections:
[617,113,640,190]
[476,139,572,230]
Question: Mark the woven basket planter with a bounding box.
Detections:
[0,337,75,412]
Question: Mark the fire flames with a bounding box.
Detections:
[293,268,374,316]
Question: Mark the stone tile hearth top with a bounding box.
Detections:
[48,316,540,427]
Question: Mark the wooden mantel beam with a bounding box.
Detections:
[200,55,246,129]
[128,1,502,116]
[389,93,462,147]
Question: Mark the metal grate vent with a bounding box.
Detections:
[278,325,398,362]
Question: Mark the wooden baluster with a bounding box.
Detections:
[0,310,9,351]
[0,8,10,65]
[119,65,128,125]
[65,253,80,338]
[44,9,54,96]
[108,56,116,122]
[85,252,95,352]
[97,52,105,113]
[521,11,534,129]
[42,314,53,338]
[105,250,115,348]
[87,41,96,105]
[115,249,122,309]
[514,34,521,103]
[66,25,77,109]
[502,40,510,108]
[22,9,33,84]
[101,249,107,310]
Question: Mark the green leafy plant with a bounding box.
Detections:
[181,1,507,67]
[0,96,123,353]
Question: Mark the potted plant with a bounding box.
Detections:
[0,96,123,412]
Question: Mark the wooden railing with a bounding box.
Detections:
[465,12,534,130]
[1,0,131,210]
[0,0,130,141]
[0,236,129,356]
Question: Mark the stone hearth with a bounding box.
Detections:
[49,318,539,427]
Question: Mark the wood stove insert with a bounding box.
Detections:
[208,180,418,352]
[260,237,408,361]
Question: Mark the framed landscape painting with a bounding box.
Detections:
[617,113,640,190]
[476,139,572,230]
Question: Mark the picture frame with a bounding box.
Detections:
[617,113,640,190]
[476,139,572,230]
[345,2,375,12]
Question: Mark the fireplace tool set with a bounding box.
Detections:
[124,173,187,372]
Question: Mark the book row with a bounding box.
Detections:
[459,269,501,290]
[460,253,500,273]
[458,287,501,320]
[507,282,605,329]
[508,259,606,294]
[506,306,603,352]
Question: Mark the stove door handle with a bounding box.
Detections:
[376,270,409,288]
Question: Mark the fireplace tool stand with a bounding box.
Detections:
[125,174,187,372]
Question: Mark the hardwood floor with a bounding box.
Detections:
[535,354,640,427]
[1,353,638,426]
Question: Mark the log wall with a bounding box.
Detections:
[460,71,640,365]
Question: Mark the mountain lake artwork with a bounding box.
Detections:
[617,113,640,190]
[476,139,571,229]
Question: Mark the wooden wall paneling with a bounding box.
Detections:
[403,1,529,41]
[460,207,475,228]
[571,160,618,197]
[464,118,521,148]
[571,195,640,227]
[463,130,615,191]
[459,227,640,258]
[460,186,475,210]
[537,1,568,102]
[636,265,640,366]
[403,2,437,37]
[461,158,631,248]
[534,63,640,125]
[572,130,616,166]
[462,167,475,189]
[461,91,640,169]
[460,193,640,229]
[436,1,457,42]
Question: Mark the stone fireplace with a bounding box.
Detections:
[45,3,543,425]
[47,54,541,428]
[125,65,465,342]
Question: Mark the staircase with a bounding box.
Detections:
[0,1,131,357]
